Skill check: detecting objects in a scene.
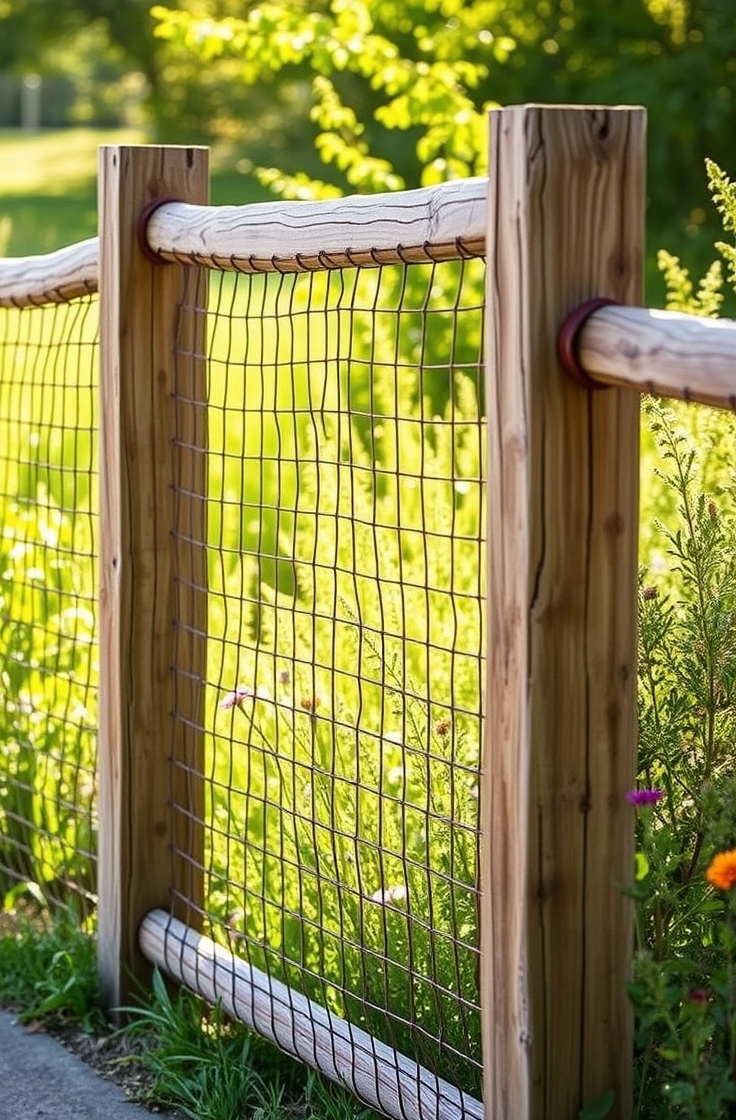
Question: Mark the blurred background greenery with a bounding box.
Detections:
[1,0,735,302]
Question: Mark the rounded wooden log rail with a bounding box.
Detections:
[139,909,483,1120]
[142,177,488,272]
[0,237,98,308]
[560,302,736,410]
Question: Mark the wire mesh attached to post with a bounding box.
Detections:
[162,248,486,1119]
[0,293,98,915]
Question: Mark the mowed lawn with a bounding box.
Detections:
[0,128,270,257]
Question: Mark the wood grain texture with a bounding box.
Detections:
[144,178,487,271]
[139,909,484,1120]
[97,145,209,1013]
[577,304,736,409]
[0,238,97,307]
[483,106,644,1119]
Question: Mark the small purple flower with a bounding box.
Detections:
[626,788,663,807]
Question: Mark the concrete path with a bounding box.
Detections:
[0,1008,158,1119]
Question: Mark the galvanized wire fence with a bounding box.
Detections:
[0,292,98,915]
[163,254,486,1110]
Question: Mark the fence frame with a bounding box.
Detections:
[8,99,736,1120]
[91,106,647,1118]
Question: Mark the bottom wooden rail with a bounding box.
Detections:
[139,910,483,1120]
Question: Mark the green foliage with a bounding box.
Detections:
[624,156,736,1117]
[579,1090,615,1120]
[632,400,736,1117]
[0,257,484,1092]
[0,0,159,93]
[150,0,495,196]
[118,968,376,1120]
[145,0,736,287]
[708,158,736,295]
[656,250,723,317]
[0,901,103,1032]
[4,0,736,280]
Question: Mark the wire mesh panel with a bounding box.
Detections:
[168,254,485,1117]
[0,294,98,914]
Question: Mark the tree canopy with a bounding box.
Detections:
[0,0,159,85]
[148,0,736,279]
[2,0,735,278]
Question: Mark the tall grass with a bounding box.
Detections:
[200,260,485,1092]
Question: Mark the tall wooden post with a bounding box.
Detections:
[482,106,645,1118]
[97,146,209,1011]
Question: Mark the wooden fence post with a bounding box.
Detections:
[97,146,209,1011]
[482,106,645,1118]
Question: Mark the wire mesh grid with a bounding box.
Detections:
[168,255,485,1113]
[0,294,98,915]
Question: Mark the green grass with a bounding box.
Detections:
[0,907,378,1120]
[0,899,104,1031]
[0,289,98,909]
[118,967,383,1120]
[0,128,142,255]
[0,127,273,256]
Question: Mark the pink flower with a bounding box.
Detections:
[626,788,663,807]
[219,685,270,710]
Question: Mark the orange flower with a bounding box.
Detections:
[706,849,736,891]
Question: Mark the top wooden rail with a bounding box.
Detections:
[559,301,736,411]
[0,237,98,308]
[0,177,486,308]
[141,177,488,272]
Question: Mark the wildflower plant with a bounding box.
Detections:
[631,161,736,1116]
[633,396,736,1115]
[629,781,736,1119]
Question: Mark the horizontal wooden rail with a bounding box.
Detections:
[562,303,736,410]
[0,238,98,308]
[139,909,484,1120]
[0,177,485,305]
[142,177,487,272]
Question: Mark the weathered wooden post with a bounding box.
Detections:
[482,105,645,1118]
[97,146,209,1010]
